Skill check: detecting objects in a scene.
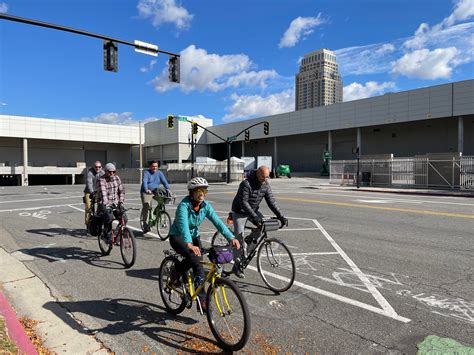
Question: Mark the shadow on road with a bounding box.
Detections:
[17,246,128,270]
[43,298,228,353]
[26,228,90,240]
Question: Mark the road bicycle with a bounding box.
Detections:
[140,190,175,240]
[158,246,251,351]
[212,217,296,293]
[98,204,137,268]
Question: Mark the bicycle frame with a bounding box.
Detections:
[238,226,267,270]
[147,198,166,227]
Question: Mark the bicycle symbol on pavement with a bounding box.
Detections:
[19,210,52,219]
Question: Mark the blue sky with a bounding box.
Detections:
[0,0,472,126]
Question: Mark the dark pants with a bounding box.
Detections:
[99,205,127,235]
[169,235,204,281]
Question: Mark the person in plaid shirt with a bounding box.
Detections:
[97,163,125,243]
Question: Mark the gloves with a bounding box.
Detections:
[89,193,94,200]
[251,216,263,226]
[278,216,288,228]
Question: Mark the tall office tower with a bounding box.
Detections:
[295,48,343,110]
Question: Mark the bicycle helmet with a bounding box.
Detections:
[104,163,116,172]
[187,177,208,191]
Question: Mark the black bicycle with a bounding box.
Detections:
[98,204,137,268]
[211,217,296,293]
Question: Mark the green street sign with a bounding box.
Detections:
[176,116,188,122]
[228,135,237,142]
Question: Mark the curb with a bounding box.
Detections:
[0,292,38,355]
[352,188,474,198]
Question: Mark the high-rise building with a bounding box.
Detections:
[295,48,343,110]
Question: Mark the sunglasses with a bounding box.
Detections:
[194,188,208,195]
[108,171,116,174]
[95,166,102,169]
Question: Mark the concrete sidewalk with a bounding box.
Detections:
[0,247,108,354]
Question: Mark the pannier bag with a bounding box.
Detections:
[88,215,103,236]
[208,246,233,264]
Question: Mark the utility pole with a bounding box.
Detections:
[139,121,143,183]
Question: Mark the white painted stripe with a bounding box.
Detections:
[67,205,166,241]
[277,228,320,231]
[0,195,83,204]
[312,219,400,317]
[290,252,339,256]
[0,203,83,213]
[247,265,411,323]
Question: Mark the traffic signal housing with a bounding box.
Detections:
[263,122,269,135]
[103,40,118,72]
[192,122,198,135]
[245,130,250,142]
[167,115,174,129]
[168,56,180,83]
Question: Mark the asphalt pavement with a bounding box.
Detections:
[0,179,473,353]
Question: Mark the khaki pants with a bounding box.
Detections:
[141,193,154,224]
[84,192,92,225]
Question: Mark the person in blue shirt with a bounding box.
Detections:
[140,160,170,233]
[169,177,240,311]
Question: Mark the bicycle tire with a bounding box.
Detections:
[206,277,251,351]
[156,211,171,241]
[211,231,231,247]
[159,256,186,314]
[98,232,112,256]
[120,227,137,268]
[257,237,295,293]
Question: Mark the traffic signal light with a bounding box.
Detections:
[192,122,198,135]
[103,40,118,72]
[167,115,174,129]
[168,56,180,83]
[263,122,269,135]
[245,130,250,142]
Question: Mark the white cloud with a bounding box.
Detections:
[279,13,327,48]
[375,43,395,55]
[223,90,294,122]
[137,0,193,31]
[391,47,459,80]
[404,0,474,50]
[0,2,8,13]
[343,81,396,102]
[140,59,157,73]
[81,112,139,126]
[0,102,7,106]
[151,45,279,93]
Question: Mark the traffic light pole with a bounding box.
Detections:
[180,119,270,184]
[0,13,180,61]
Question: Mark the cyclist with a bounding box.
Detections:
[230,165,288,278]
[140,160,170,232]
[83,161,104,225]
[169,177,240,310]
[97,163,125,244]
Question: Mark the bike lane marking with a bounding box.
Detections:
[0,203,83,213]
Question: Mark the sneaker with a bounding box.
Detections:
[232,265,245,279]
[142,223,150,233]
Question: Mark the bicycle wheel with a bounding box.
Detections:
[156,211,171,241]
[98,232,112,256]
[257,238,295,293]
[159,256,186,314]
[206,277,251,351]
[120,227,137,268]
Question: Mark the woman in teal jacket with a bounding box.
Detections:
[169,177,240,308]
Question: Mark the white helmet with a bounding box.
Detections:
[104,163,116,172]
[187,177,208,191]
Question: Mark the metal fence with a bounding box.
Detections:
[330,156,474,190]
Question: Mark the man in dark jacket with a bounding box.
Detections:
[83,161,104,225]
[230,165,288,277]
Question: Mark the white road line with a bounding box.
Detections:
[67,205,165,241]
[0,195,83,204]
[0,203,83,213]
[291,252,339,256]
[246,265,411,323]
[312,219,403,319]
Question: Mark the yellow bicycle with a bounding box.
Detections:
[158,246,251,351]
